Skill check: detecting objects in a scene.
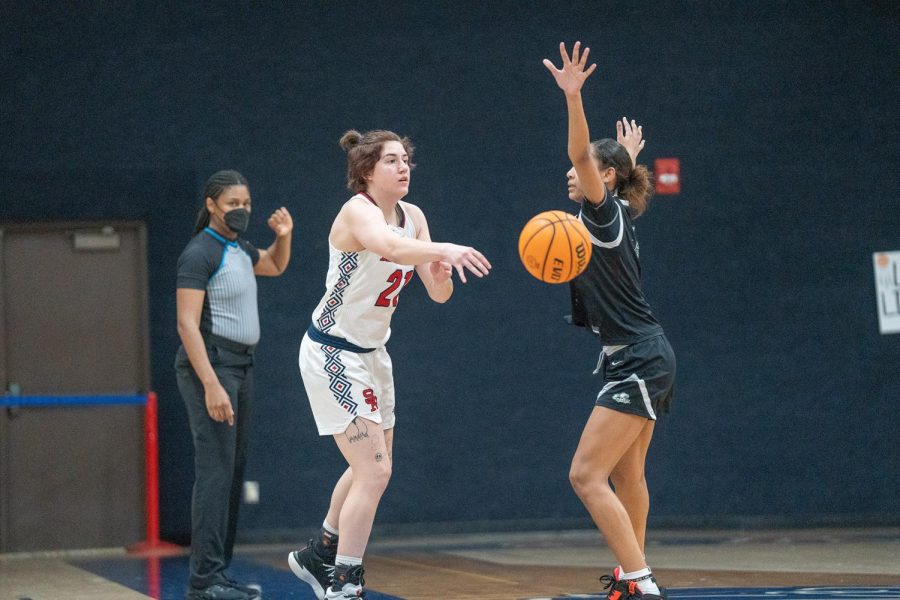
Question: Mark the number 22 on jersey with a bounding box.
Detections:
[375,269,414,307]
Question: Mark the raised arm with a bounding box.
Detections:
[543,41,608,205]
[341,198,490,283]
[616,117,646,168]
[254,207,293,276]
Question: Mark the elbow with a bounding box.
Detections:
[176,318,198,340]
[274,254,292,275]
[258,259,288,277]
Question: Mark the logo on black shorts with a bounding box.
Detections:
[612,392,630,404]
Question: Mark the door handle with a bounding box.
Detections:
[5,381,21,418]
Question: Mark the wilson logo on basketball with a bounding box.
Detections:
[575,241,588,271]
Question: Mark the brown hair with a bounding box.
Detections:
[339,129,415,193]
[590,138,654,217]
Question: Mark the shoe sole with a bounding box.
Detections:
[185,589,258,600]
[288,552,326,600]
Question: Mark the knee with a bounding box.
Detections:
[376,460,392,489]
[568,467,583,497]
[361,461,392,495]
[569,459,606,498]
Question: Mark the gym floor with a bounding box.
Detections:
[1,527,898,600]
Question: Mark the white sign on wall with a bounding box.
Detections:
[873,251,900,334]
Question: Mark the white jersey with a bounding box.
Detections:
[310,194,418,348]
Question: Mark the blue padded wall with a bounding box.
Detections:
[2,2,898,541]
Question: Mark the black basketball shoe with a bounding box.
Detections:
[325,564,366,599]
[601,575,667,599]
[288,540,335,600]
[185,582,257,600]
[224,576,260,599]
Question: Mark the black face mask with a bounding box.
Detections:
[223,208,250,234]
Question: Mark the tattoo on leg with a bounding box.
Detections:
[375,452,384,462]
[345,418,369,444]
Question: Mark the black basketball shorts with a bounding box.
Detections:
[595,334,675,420]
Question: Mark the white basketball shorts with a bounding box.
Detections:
[298,332,396,436]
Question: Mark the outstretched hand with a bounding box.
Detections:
[616,117,646,167]
[441,244,491,284]
[542,41,597,95]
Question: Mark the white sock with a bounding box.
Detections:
[323,520,339,536]
[623,567,660,595]
[335,554,362,567]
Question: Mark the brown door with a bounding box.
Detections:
[0,222,150,551]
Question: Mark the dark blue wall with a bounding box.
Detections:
[2,2,898,542]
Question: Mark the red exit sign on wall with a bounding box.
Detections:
[654,158,680,195]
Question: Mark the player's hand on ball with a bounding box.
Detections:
[268,207,293,237]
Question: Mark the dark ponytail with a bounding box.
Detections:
[620,164,653,218]
[590,139,654,218]
[192,170,249,235]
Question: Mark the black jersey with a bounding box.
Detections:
[569,187,663,345]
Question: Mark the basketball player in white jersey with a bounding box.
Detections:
[289,129,491,600]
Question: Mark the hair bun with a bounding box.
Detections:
[339,130,362,152]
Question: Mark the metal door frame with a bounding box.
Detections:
[0,220,150,551]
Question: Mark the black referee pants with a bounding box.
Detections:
[175,342,255,590]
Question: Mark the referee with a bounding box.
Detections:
[175,170,293,600]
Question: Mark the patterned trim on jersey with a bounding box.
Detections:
[316,252,359,333]
[321,344,358,414]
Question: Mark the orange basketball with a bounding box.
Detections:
[518,210,592,283]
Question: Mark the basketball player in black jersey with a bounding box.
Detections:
[544,42,675,600]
